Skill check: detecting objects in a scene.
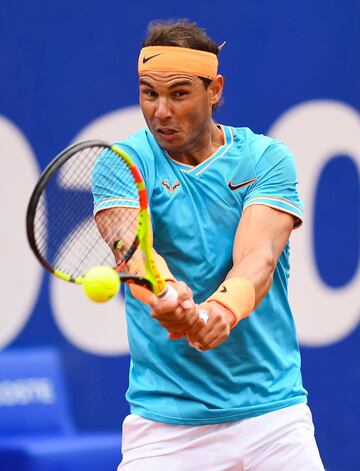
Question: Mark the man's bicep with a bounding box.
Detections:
[233,205,294,264]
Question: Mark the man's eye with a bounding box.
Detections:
[143,90,157,98]
[173,90,188,98]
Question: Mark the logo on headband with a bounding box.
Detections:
[139,46,218,80]
[142,53,163,64]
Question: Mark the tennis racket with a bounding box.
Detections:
[26,140,177,300]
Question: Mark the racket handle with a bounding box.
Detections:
[161,283,209,350]
[159,285,209,324]
[158,283,178,301]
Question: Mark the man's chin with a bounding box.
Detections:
[151,131,183,153]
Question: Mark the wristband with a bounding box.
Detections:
[128,253,176,305]
[206,277,255,328]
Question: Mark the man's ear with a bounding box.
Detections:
[208,75,224,107]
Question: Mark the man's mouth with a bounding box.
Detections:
[156,127,177,136]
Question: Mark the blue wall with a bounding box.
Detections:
[1,1,359,469]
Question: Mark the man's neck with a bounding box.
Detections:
[166,122,224,166]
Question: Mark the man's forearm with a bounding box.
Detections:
[227,249,276,308]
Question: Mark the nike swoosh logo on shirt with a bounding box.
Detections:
[142,53,163,64]
[228,178,257,191]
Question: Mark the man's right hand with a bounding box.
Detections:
[149,281,205,339]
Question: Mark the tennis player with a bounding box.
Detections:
[93,19,324,471]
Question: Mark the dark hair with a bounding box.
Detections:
[143,19,222,111]
[143,19,219,56]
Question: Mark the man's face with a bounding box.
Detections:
[139,72,218,154]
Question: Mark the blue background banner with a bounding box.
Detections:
[1,1,359,469]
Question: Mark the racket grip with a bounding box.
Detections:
[162,283,209,349]
[159,285,209,324]
[198,309,209,324]
[158,283,178,301]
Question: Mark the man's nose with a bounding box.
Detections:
[154,97,172,120]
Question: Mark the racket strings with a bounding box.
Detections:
[35,146,99,265]
[33,145,140,279]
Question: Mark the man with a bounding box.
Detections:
[93,19,324,471]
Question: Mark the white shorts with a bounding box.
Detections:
[118,403,324,471]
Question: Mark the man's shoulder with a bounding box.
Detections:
[230,126,291,166]
[113,128,154,153]
[230,126,274,150]
[111,128,163,190]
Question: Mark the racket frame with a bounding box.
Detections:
[26,140,167,295]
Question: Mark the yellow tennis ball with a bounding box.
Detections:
[82,266,120,303]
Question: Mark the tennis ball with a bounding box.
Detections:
[83,266,120,303]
